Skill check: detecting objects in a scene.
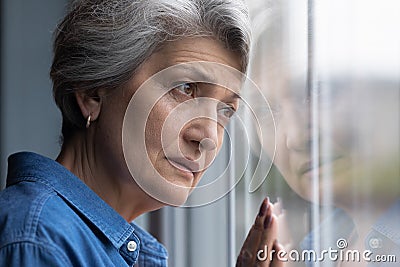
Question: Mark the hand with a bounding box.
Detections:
[236,198,285,267]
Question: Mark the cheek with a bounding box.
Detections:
[269,130,302,189]
[322,108,354,151]
[273,154,292,184]
[260,134,275,154]
[144,97,177,155]
[145,113,162,146]
[97,95,127,147]
[271,129,289,168]
[258,125,276,161]
[145,111,165,156]
[216,127,225,150]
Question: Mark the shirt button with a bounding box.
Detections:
[368,237,382,249]
[127,241,137,252]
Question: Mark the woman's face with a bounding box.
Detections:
[95,37,242,205]
[257,68,400,207]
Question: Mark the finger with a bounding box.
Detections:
[254,197,270,230]
[256,209,279,266]
[237,198,270,266]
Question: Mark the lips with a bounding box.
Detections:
[298,161,316,177]
[297,156,341,177]
[168,157,200,173]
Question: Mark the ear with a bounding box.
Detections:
[75,91,102,122]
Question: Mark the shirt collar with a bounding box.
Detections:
[300,200,400,251]
[300,208,355,251]
[372,199,400,246]
[6,151,135,249]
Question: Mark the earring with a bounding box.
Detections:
[86,114,91,128]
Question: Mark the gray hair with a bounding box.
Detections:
[50,0,251,141]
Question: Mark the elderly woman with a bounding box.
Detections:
[0,0,281,266]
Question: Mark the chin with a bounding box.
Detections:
[140,177,192,207]
[161,187,191,207]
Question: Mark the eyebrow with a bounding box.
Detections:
[226,92,240,101]
[178,64,243,100]
[184,67,217,84]
[218,88,241,105]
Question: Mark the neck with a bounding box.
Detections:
[56,132,163,222]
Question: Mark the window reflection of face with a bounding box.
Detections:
[97,37,241,205]
[258,73,400,207]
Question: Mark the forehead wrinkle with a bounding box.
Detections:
[221,86,240,101]
[198,83,240,105]
[168,45,238,66]
[183,66,217,84]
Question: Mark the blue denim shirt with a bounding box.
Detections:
[301,203,400,266]
[0,152,168,266]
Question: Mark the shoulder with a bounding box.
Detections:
[0,181,74,266]
[0,180,55,243]
[0,240,72,266]
[1,151,101,249]
[0,177,95,242]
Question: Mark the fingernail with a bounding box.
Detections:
[258,199,267,217]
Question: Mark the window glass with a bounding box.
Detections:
[239,0,400,266]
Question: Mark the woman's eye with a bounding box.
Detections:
[175,83,197,97]
[217,104,236,126]
[218,106,235,119]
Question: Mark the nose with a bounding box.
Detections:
[283,106,312,152]
[181,117,220,159]
[200,137,217,151]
